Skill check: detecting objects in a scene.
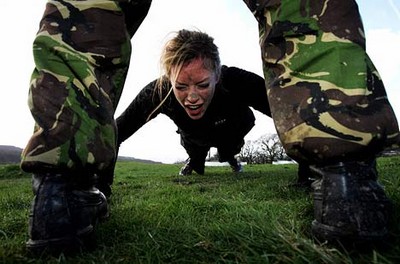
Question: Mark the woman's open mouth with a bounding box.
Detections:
[185,104,203,117]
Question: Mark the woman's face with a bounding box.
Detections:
[171,58,218,120]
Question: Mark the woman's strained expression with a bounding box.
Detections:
[171,58,219,120]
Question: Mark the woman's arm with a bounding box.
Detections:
[116,78,171,144]
[221,66,271,117]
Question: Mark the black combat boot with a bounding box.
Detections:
[311,159,392,245]
[26,173,109,255]
[290,163,315,189]
[179,158,205,176]
[95,167,114,199]
[227,158,243,173]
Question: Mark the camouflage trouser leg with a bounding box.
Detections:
[244,0,400,164]
[21,0,152,174]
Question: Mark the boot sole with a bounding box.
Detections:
[26,225,96,256]
[311,220,388,244]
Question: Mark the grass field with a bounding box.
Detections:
[0,156,399,263]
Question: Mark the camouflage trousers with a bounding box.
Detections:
[21,0,152,174]
[244,0,399,164]
[22,0,400,175]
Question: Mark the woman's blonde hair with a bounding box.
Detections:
[160,29,221,82]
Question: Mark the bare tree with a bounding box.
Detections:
[258,134,286,162]
[239,140,259,164]
[239,133,290,164]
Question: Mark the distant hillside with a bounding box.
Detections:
[0,145,161,164]
[0,145,23,164]
[117,156,162,164]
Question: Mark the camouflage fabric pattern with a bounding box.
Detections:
[21,0,151,174]
[244,0,400,164]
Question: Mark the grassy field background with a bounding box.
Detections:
[0,156,399,263]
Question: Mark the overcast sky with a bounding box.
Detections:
[1,0,399,163]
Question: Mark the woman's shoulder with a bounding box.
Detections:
[221,65,242,74]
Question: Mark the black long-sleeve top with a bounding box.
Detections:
[116,66,271,146]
